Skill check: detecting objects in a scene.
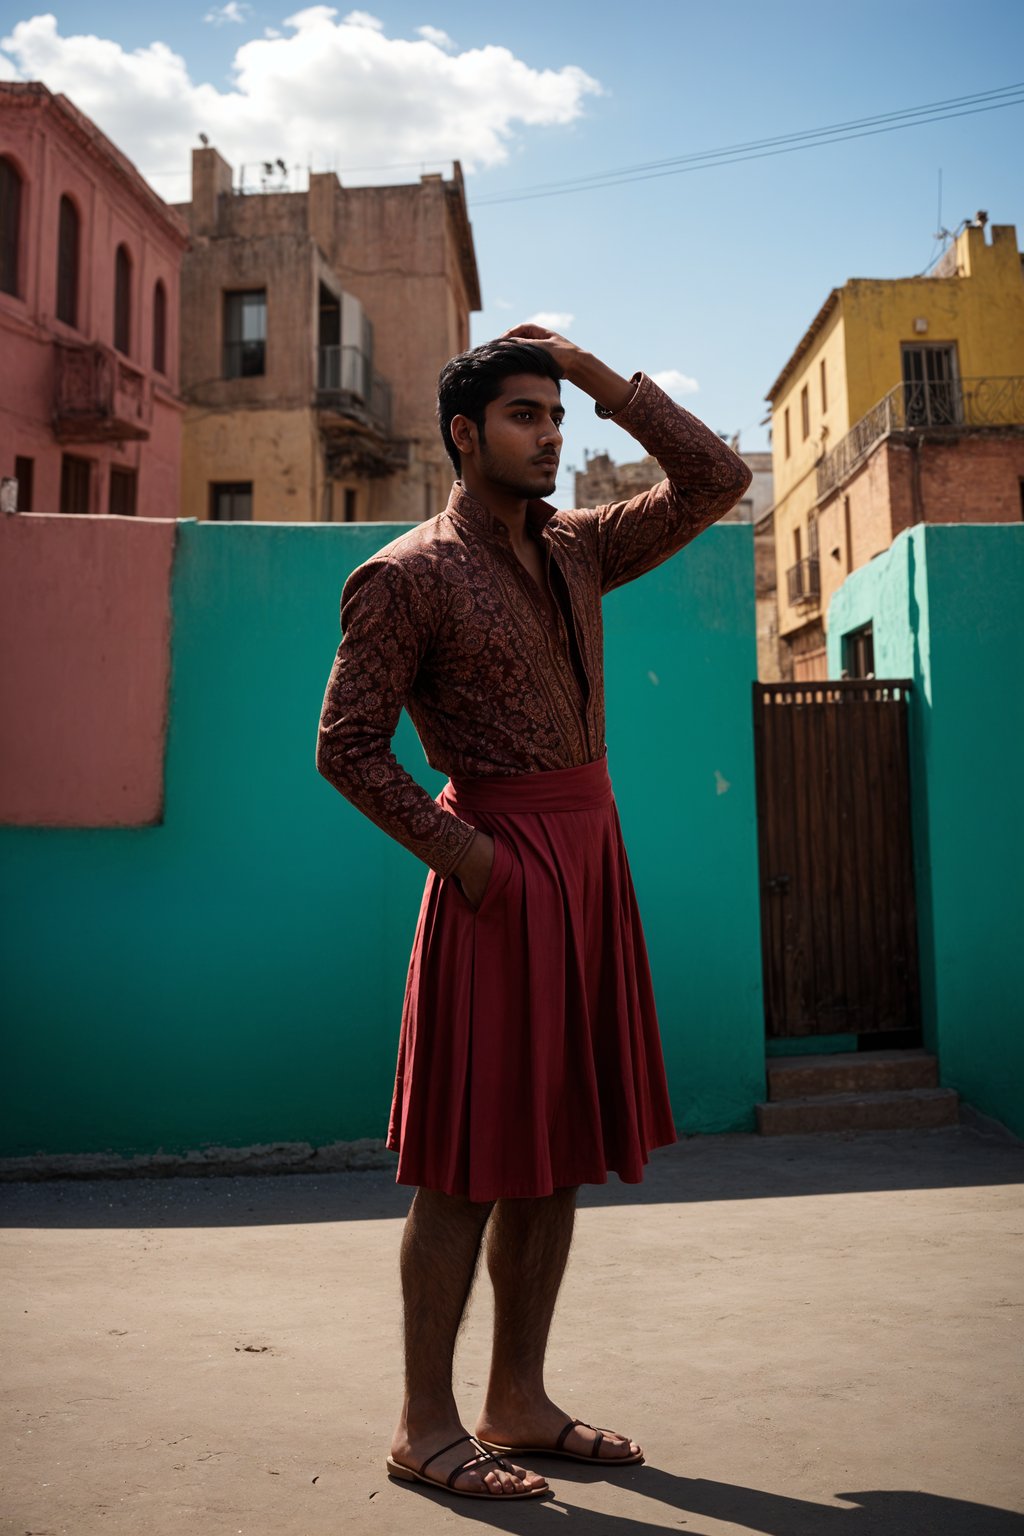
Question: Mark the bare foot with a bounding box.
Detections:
[476,1397,642,1462]
[390,1422,549,1496]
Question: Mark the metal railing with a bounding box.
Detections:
[54,340,151,443]
[317,346,392,434]
[786,556,820,606]
[816,375,1024,498]
[318,343,368,395]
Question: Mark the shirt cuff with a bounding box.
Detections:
[594,371,642,419]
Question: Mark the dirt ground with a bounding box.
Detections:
[2,1124,1023,1536]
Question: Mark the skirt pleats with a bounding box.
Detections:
[387,756,677,1200]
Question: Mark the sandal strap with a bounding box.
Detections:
[419,1432,472,1478]
[554,1418,615,1458]
[555,1417,583,1452]
[445,1441,511,1490]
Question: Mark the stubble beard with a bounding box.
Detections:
[478,443,558,501]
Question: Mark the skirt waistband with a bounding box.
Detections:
[446,755,613,814]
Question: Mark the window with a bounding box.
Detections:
[153,280,167,375]
[820,358,828,414]
[901,343,959,426]
[793,526,802,565]
[223,290,266,378]
[344,487,357,522]
[109,466,137,517]
[56,195,79,327]
[843,623,875,679]
[318,282,340,388]
[784,408,791,459]
[800,383,810,440]
[807,511,819,560]
[60,454,92,515]
[14,455,34,511]
[210,482,253,521]
[0,155,23,296]
[114,244,132,354]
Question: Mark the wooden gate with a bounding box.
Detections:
[753,679,921,1039]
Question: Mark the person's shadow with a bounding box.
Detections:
[429,1464,1024,1533]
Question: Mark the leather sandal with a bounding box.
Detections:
[386,1432,550,1499]
[477,1417,644,1466]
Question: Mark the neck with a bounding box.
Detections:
[459,472,530,544]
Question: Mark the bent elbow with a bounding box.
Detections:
[732,457,754,499]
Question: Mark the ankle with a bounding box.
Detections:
[483,1379,550,1416]
[400,1391,462,1438]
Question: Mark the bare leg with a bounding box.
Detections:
[389,1188,548,1496]
[475,1187,641,1462]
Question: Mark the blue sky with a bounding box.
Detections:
[3,0,1021,501]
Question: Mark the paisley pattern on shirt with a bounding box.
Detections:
[316,372,752,875]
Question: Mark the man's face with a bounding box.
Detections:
[467,373,565,499]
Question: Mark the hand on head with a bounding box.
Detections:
[498,322,581,379]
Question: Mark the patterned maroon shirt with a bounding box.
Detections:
[316,373,752,874]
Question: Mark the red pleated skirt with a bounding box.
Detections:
[387,755,677,1200]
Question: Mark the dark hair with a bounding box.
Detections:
[437,340,563,475]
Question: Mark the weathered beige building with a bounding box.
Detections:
[574,444,781,678]
[174,149,480,522]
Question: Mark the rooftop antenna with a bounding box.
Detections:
[932,168,954,245]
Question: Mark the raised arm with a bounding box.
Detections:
[315,555,477,876]
[503,323,752,592]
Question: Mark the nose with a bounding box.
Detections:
[539,416,562,447]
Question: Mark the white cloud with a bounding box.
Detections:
[416,23,454,50]
[204,1,250,24]
[651,368,699,396]
[342,9,384,28]
[0,13,601,202]
[525,311,574,332]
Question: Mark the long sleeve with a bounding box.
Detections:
[315,555,478,875]
[566,373,753,594]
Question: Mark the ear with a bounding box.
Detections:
[450,413,477,459]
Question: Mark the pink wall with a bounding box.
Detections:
[0,84,186,519]
[0,513,176,826]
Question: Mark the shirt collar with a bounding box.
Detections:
[444,482,557,543]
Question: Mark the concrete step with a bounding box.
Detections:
[767,1049,938,1102]
[756,1086,959,1136]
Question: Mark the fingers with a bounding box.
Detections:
[500,321,570,347]
[501,322,549,340]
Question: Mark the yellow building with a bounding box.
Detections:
[765,219,1024,678]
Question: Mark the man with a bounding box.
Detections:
[316,324,751,1501]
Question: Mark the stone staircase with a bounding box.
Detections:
[757,1049,959,1135]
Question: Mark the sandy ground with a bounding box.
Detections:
[2,1125,1023,1536]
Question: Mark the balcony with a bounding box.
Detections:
[317,345,405,477]
[787,556,820,606]
[53,341,151,444]
[816,376,1024,500]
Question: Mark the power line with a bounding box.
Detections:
[476,82,1022,197]
[470,84,1024,207]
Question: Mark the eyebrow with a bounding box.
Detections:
[503,396,565,414]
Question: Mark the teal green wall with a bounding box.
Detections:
[828,525,1024,1136]
[0,520,763,1159]
[605,526,765,1132]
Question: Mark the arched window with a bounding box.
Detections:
[152,279,167,374]
[0,156,23,297]
[56,195,80,326]
[114,243,132,354]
